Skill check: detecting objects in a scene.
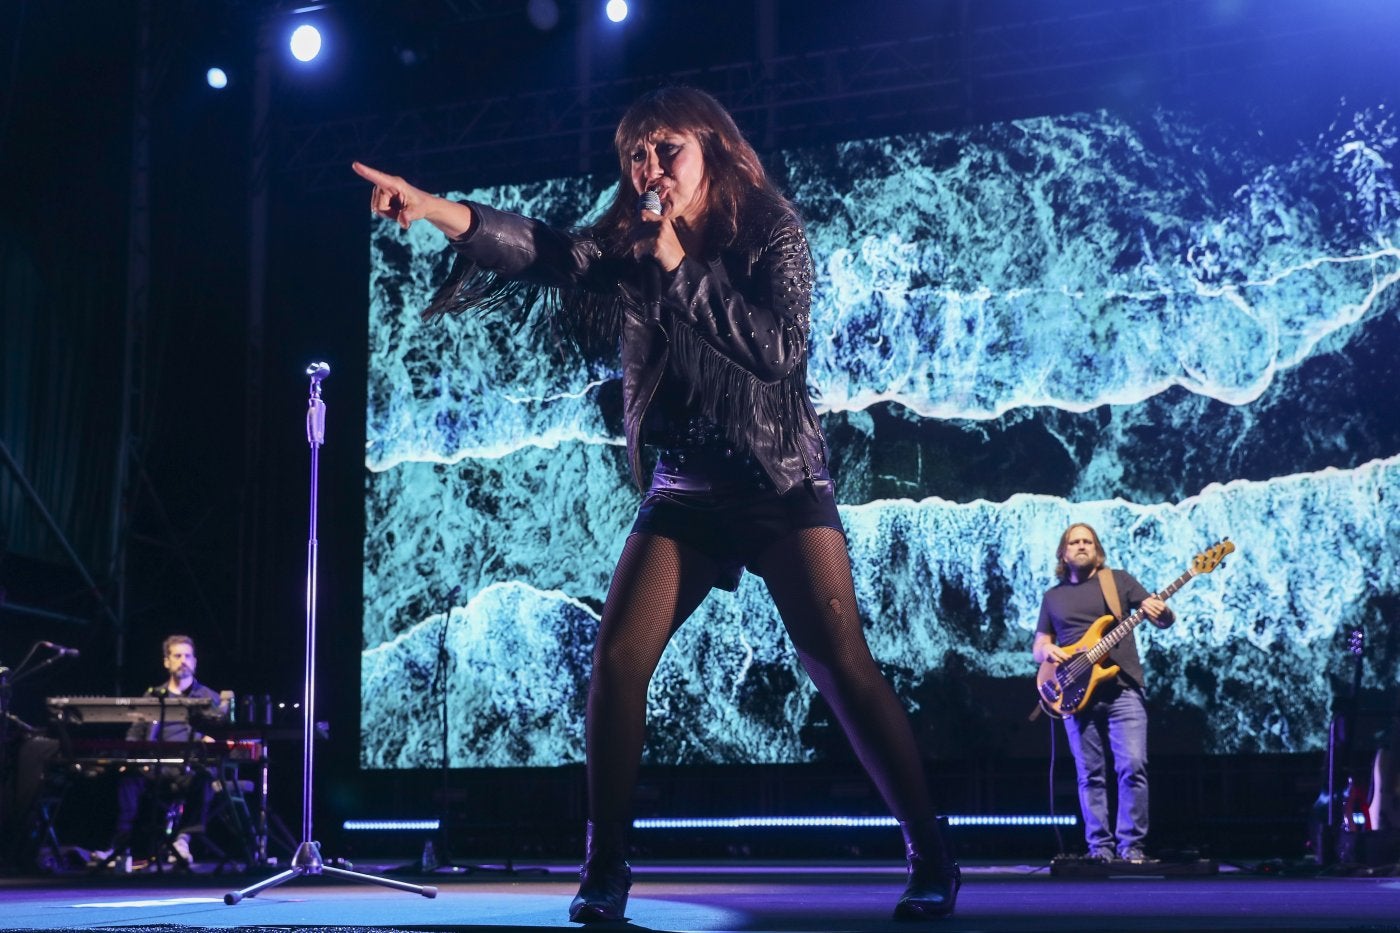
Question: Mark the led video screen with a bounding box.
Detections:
[361,104,1399,768]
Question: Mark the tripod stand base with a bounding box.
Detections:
[224,841,438,905]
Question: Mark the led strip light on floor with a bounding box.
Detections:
[631,815,1076,829]
[343,819,442,832]
[343,815,1075,832]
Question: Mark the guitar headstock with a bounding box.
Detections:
[1348,627,1364,657]
[1191,538,1236,574]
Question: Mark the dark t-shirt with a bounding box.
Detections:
[1035,568,1156,689]
[125,680,224,742]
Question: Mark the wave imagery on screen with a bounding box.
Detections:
[362,105,1400,768]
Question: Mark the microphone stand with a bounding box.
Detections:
[1,642,73,742]
[389,585,463,875]
[389,586,547,878]
[0,643,69,870]
[225,363,436,905]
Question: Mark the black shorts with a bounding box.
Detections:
[630,445,844,592]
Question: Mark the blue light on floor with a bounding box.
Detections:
[343,819,441,832]
[631,815,1076,829]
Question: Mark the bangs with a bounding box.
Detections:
[613,89,725,161]
[615,121,681,163]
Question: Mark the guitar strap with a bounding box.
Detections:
[1097,566,1125,621]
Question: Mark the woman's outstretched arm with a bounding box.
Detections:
[352,161,477,240]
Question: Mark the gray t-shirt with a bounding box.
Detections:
[1036,569,1154,689]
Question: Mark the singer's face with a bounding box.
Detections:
[629,129,707,224]
[164,642,197,680]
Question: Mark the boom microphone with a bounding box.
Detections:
[40,640,80,659]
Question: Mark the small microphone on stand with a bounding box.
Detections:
[306,361,330,447]
[39,641,80,659]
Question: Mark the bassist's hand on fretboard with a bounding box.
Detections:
[1140,595,1173,627]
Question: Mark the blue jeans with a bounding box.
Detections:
[1063,684,1149,855]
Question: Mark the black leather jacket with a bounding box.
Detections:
[426,199,829,496]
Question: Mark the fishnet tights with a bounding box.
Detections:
[586,527,934,825]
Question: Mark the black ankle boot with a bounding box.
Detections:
[893,816,961,920]
[568,820,632,923]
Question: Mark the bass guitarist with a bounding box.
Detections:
[1032,522,1174,863]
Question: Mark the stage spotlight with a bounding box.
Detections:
[527,0,560,31]
[289,23,323,62]
[206,67,228,89]
[605,0,628,24]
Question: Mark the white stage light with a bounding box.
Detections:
[605,0,628,24]
[206,67,228,89]
[289,24,323,62]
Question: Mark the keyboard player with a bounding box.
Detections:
[96,634,228,868]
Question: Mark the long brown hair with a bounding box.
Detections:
[590,86,793,250]
[1054,523,1107,581]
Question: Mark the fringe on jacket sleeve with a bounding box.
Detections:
[421,239,630,363]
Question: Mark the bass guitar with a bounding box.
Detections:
[1036,539,1235,718]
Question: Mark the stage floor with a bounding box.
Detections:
[1,860,1398,933]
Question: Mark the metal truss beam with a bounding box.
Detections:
[273,0,1384,193]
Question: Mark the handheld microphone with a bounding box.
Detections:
[306,361,331,383]
[637,189,663,307]
[39,640,80,659]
